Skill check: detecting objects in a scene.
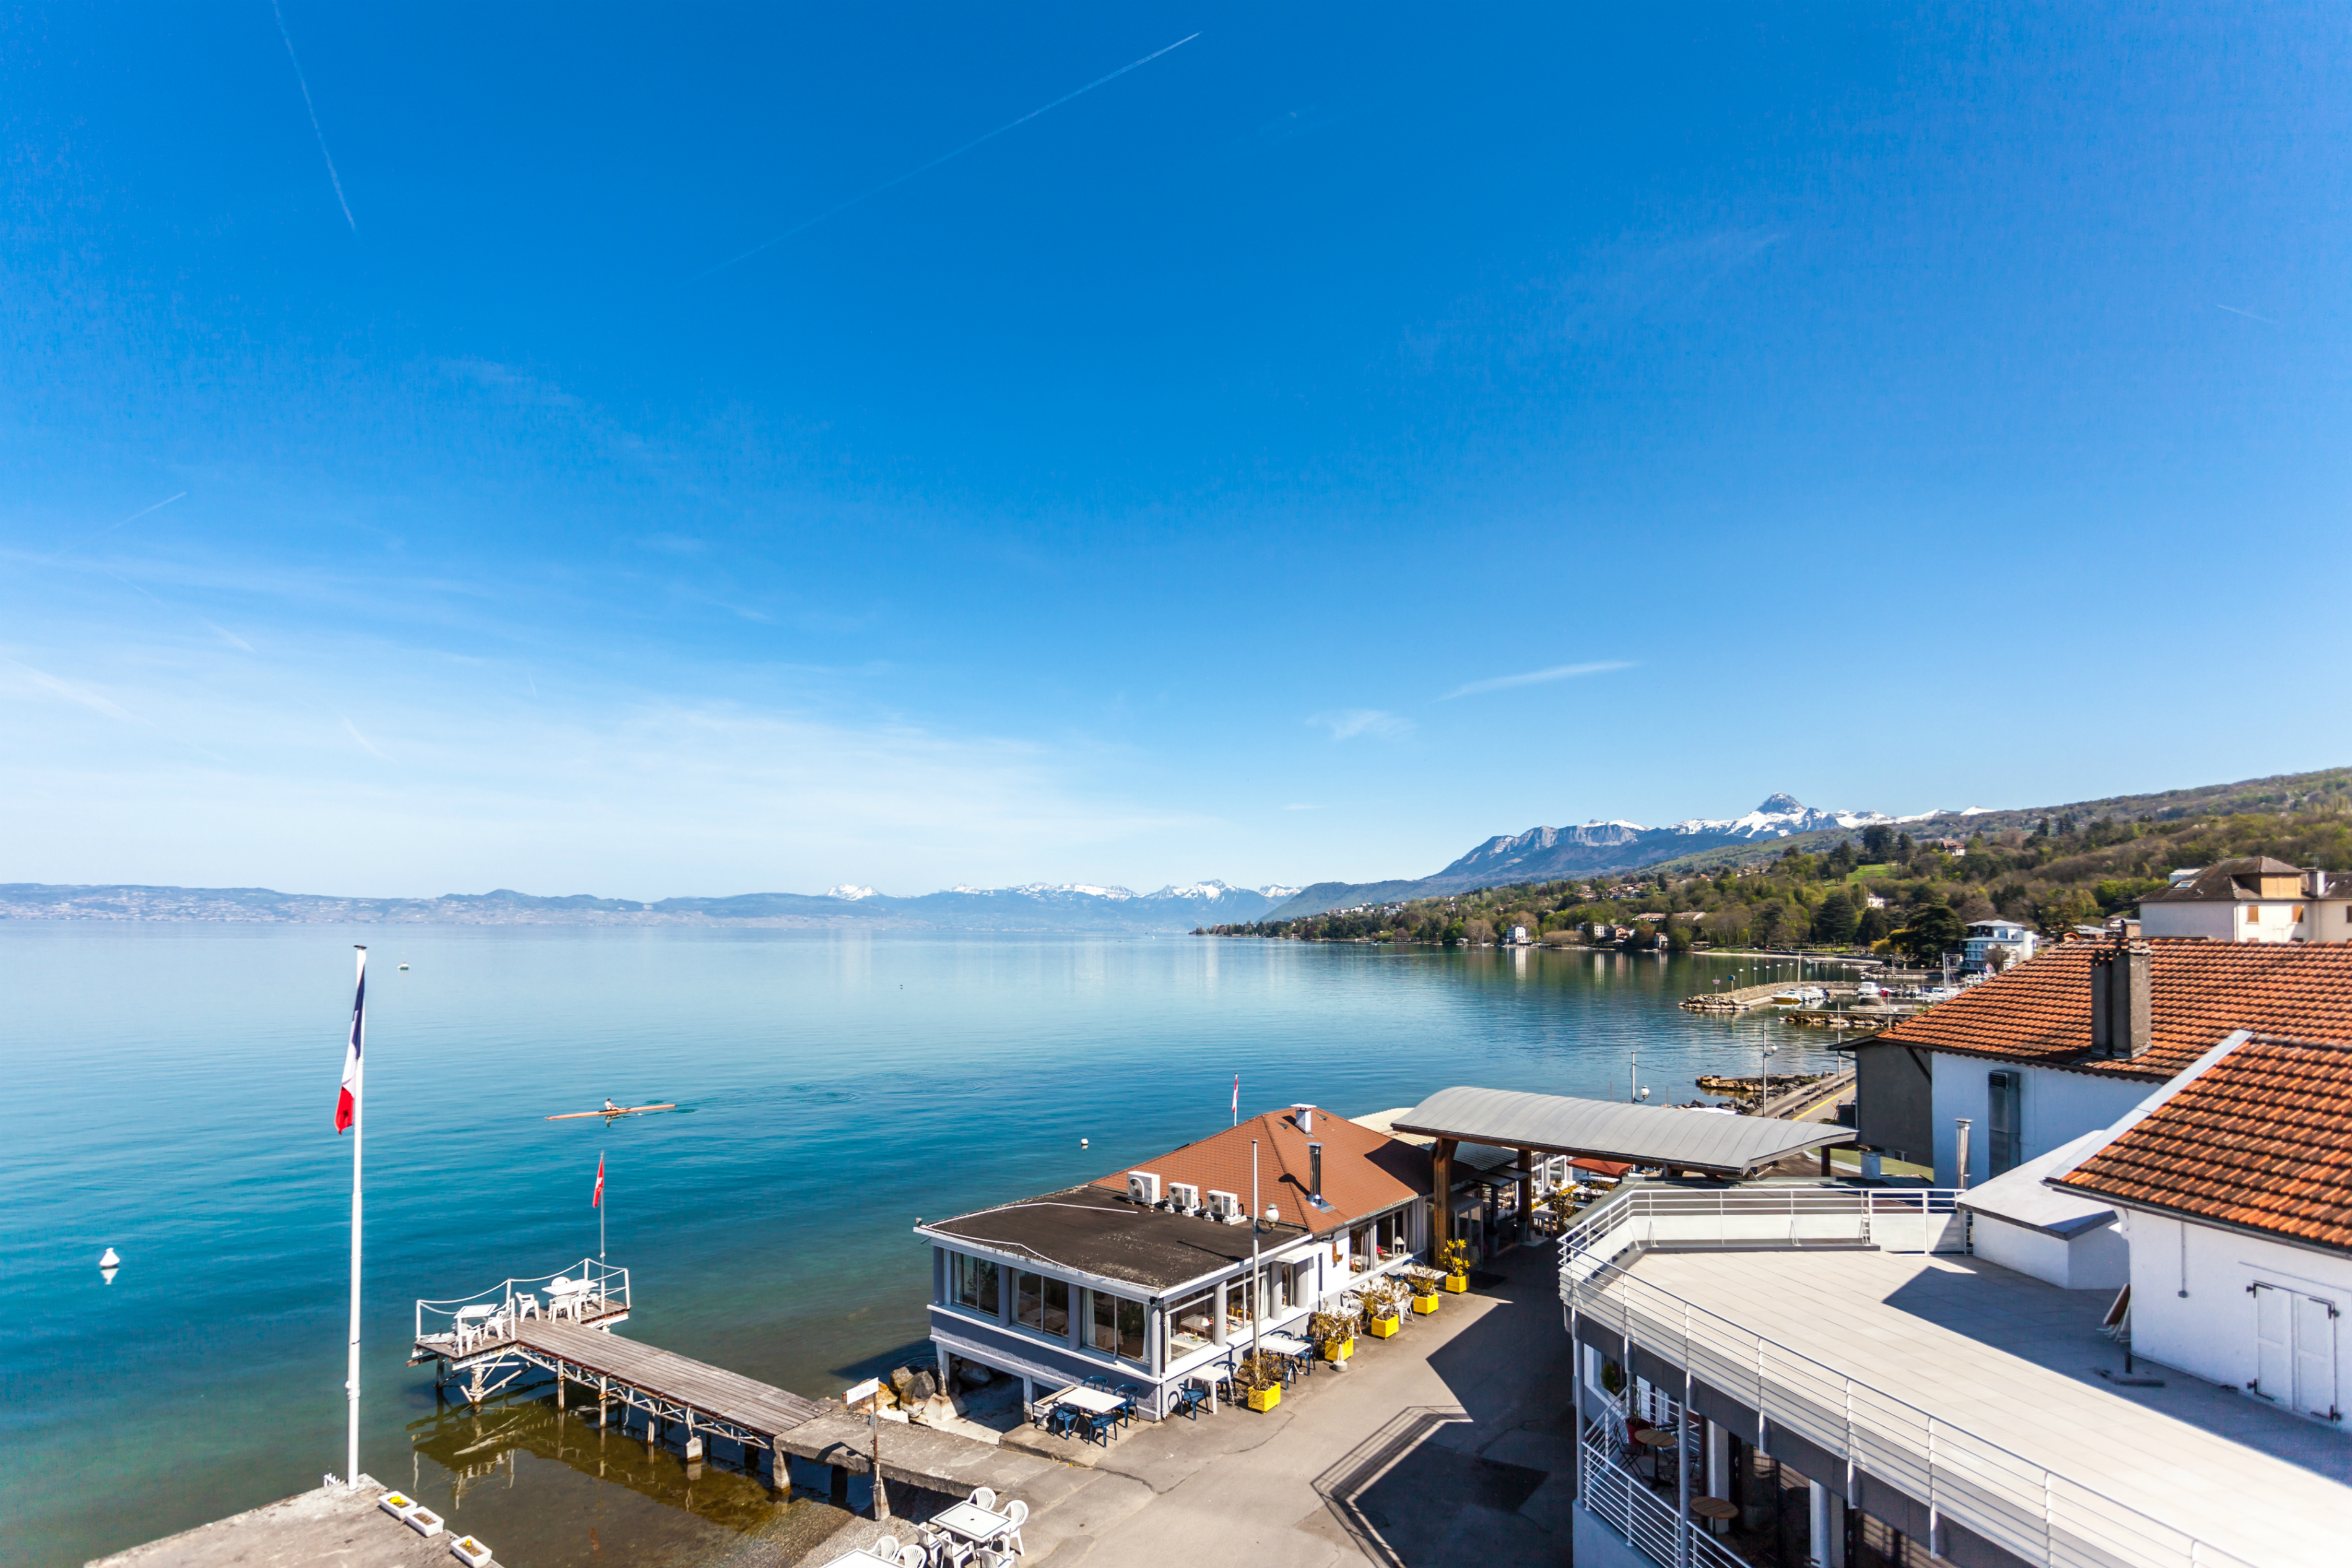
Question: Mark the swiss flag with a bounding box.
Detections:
[335,952,366,1133]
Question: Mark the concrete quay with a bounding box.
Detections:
[782,1239,1578,1567]
[84,1476,497,1568]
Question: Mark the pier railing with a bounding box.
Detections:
[415,1258,631,1348]
[1558,1191,2255,1568]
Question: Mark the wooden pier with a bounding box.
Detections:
[1680,980,1859,1014]
[412,1261,823,1488]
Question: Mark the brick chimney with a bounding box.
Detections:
[2091,939,2153,1058]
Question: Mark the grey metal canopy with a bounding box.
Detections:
[1392,1085,1850,1178]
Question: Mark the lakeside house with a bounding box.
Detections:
[2138,857,2351,942]
[914,1105,1434,1419]
[1844,936,2352,1183]
[1959,916,2035,970]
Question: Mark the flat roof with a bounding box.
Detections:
[1955,1129,2117,1238]
[917,1183,1310,1296]
[1599,1249,2348,1566]
[1392,1085,1848,1176]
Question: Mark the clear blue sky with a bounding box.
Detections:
[3,4,2346,899]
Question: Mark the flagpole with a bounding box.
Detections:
[599,1150,607,1263]
[347,944,366,1490]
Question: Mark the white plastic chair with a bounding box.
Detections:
[897,1548,926,1567]
[1001,1499,1028,1556]
[873,1536,899,1561]
[969,1487,997,1512]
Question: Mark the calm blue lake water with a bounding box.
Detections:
[0,924,1844,1567]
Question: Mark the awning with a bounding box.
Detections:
[1392,1086,1851,1178]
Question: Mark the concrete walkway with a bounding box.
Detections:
[984,1242,1576,1568]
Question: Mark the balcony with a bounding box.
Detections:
[1559,1187,2338,1568]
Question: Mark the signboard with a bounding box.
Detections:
[843,1377,881,1409]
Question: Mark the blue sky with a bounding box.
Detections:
[3,3,2346,899]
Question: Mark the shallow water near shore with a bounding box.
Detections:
[0,925,1846,1567]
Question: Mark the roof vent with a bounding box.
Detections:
[1292,1103,1314,1133]
[1126,1171,1161,1205]
[1308,1142,1331,1209]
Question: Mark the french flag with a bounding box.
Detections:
[335,950,366,1133]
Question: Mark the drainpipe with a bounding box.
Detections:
[1954,1118,1973,1191]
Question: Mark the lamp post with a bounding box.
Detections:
[1760,1043,1778,1110]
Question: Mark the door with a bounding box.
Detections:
[2252,1283,2341,1421]
[2293,1293,2339,1421]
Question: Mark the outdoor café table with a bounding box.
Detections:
[1045,1385,1126,1416]
[817,1550,901,1568]
[1690,1496,1738,1533]
[1633,1426,1681,1486]
[1255,1330,1312,1376]
[932,1501,1014,1546]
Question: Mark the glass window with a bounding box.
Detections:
[1225,1272,1255,1334]
[1165,1290,1215,1364]
[1013,1270,1069,1337]
[1089,1291,1145,1361]
[952,1253,998,1316]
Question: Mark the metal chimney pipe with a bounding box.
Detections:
[1309,1142,1323,1203]
[1954,1118,1973,1191]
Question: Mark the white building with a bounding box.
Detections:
[1961,916,2036,969]
[2138,856,2352,942]
[2052,1028,2352,1426]
[1849,936,2352,1185]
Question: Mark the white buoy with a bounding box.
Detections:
[99,1247,121,1269]
[1079,1138,1089,1148]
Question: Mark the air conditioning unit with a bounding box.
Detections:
[1205,1189,1243,1224]
[1166,1181,1201,1213]
[1127,1171,1161,1205]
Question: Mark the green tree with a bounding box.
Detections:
[1893,903,1965,962]
[1810,890,1857,946]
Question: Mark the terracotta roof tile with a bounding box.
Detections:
[1091,1105,1430,1236]
[1874,939,2352,1080]
[2056,1035,2352,1252]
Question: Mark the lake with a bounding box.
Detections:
[0,924,1847,1567]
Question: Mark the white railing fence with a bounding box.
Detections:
[1580,1417,1754,1568]
[415,1257,631,1345]
[1559,1190,2257,1568]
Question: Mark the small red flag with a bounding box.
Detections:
[592,1153,605,1209]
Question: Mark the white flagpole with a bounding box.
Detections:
[599,1150,607,1263]
[347,944,366,1489]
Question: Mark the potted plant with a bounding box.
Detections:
[1439,1238,1471,1293]
[1308,1310,1355,1363]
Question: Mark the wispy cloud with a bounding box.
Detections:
[200,619,256,653]
[2216,304,2279,325]
[1308,708,1412,741]
[340,715,386,759]
[1442,660,1632,699]
[4,658,150,726]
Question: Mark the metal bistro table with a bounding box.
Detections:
[1255,1330,1313,1379]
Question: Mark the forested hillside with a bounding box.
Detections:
[1206,799,2352,957]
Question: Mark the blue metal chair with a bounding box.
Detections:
[1084,1409,1120,1447]
[1172,1383,1209,1420]
[1050,1403,1081,1440]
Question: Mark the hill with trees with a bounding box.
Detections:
[1204,788,2352,960]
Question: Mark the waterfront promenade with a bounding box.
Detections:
[788,1239,1577,1567]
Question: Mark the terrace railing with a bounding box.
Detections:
[415,1257,631,1348]
[1558,1189,2257,1568]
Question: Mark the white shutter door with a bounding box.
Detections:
[2254,1285,2293,1400]
[2292,1293,2338,1421]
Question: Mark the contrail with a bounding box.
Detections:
[271,0,357,231]
[691,32,1201,282]
[39,490,186,564]
[2216,304,2278,325]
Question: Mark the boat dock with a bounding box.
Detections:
[411,1260,823,1488]
[1680,980,1859,1014]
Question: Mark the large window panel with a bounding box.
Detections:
[1014,1270,1070,1338]
[1089,1290,1146,1361]
[952,1253,999,1316]
[1165,1290,1215,1366]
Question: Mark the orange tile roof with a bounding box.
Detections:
[2056,1035,2352,1252]
[1091,1105,1431,1237]
[1874,939,2352,1080]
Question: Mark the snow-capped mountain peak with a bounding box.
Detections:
[826,884,878,901]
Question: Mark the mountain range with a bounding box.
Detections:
[0,878,1302,933]
[1262,793,1978,919]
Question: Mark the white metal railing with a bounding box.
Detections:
[415,1258,630,1349]
[1559,1190,2258,1568]
[1580,1416,1756,1568]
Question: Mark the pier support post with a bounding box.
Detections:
[829,1463,849,1504]
[556,1372,566,1411]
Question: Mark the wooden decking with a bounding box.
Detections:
[512,1319,825,1442]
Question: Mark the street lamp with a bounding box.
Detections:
[1760,1043,1778,1108]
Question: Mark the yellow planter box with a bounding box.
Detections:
[1442,1273,1469,1293]
[1368,1315,1400,1338]
[1247,1382,1282,1412]
[1412,1293,1441,1314]
[1323,1336,1354,1363]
